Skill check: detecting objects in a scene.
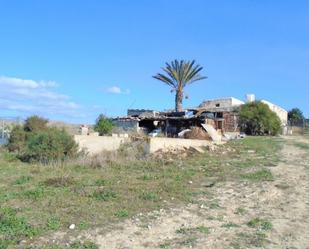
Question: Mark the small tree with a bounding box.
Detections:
[239,102,282,136]
[7,115,78,163]
[24,115,48,132]
[94,114,114,135]
[288,108,304,125]
[25,128,78,163]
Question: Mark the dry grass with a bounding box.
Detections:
[0,136,282,248]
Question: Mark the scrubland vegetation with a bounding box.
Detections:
[7,116,78,163]
[0,136,283,248]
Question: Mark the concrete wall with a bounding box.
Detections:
[261,100,288,125]
[147,137,216,153]
[74,135,220,155]
[199,97,244,109]
[74,135,129,155]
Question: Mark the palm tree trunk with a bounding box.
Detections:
[175,90,183,112]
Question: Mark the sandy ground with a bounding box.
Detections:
[37,136,309,249]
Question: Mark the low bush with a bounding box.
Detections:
[7,125,27,153]
[7,116,78,163]
[24,115,48,133]
[25,128,78,163]
[239,102,282,135]
[94,114,113,135]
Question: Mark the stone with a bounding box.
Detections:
[69,224,75,230]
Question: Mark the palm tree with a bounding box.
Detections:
[153,60,207,112]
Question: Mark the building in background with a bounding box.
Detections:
[112,94,289,138]
[261,100,288,125]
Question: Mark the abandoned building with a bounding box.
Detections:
[113,96,247,138]
[112,94,288,139]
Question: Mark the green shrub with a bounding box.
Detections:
[94,114,113,135]
[7,116,78,163]
[7,125,27,153]
[24,115,48,132]
[24,128,78,163]
[239,102,282,135]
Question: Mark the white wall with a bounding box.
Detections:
[74,135,220,155]
[74,135,129,155]
[261,100,288,125]
[148,137,221,153]
[199,97,244,109]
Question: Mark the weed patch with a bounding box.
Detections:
[0,207,39,246]
[68,241,99,249]
[22,187,45,200]
[92,189,117,201]
[45,217,61,231]
[114,210,129,218]
[236,231,268,247]
[235,207,247,215]
[196,226,210,234]
[247,218,273,231]
[14,175,33,185]
[139,191,159,202]
[94,179,107,186]
[222,222,239,229]
[294,142,309,150]
[241,169,274,182]
[180,237,197,246]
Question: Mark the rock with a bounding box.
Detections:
[69,224,75,230]
[189,146,205,154]
[202,178,216,188]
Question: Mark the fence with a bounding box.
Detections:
[288,119,309,135]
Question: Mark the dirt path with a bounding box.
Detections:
[39,136,309,249]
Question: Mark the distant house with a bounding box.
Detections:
[199,97,245,110]
[196,97,245,133]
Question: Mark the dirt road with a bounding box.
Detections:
[83,136,309,249]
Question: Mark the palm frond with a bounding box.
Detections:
[153,59,206,88]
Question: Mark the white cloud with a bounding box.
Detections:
[0,76,57,89]
[106,86,130,94]
[0,75,81,120]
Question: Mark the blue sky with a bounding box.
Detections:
[0,0,308,123]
